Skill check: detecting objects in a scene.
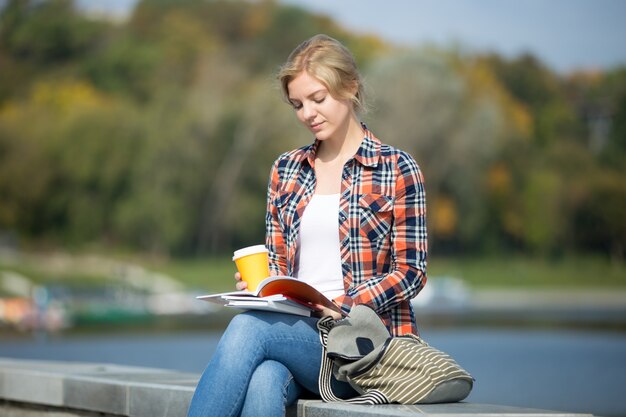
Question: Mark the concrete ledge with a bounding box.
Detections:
[0,358,196,417]
[0,358,595,417]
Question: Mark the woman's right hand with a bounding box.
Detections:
[234,272,248,291]
[235,269,278,291]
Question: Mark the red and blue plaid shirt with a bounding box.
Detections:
[265,127,427,336]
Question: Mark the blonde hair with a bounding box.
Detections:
[278,34,365,113]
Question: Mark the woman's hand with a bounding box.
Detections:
[234,269,279,291]
[234,272,247,291]
[313,305,343,320]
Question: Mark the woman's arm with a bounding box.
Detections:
[335,151,427,315]
[265,159,289,276]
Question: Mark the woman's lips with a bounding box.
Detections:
[310,121,324,132]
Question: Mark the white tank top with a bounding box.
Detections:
[294,193,344,300]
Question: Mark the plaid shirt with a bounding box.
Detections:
[265,127,427,336]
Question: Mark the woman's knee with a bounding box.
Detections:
[219,312,265,349]
[243,360,301,414]
[249,360,288,389]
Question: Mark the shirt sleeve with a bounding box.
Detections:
[265,158,288,276]
[334,151,428,315]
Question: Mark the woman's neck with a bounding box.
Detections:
[313,116,363,195]
[316,116,364,163]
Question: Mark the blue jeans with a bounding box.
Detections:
[186,311,356,417]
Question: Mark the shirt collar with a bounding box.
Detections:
[302,123,381,168]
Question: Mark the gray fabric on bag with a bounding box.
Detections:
[332,343,387,386]
[326,305,390,360]
[420,379,473,404]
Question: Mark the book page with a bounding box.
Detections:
[196,276,342,315]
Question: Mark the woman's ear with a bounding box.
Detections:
[349,80,359,97]
[348,81,362,113]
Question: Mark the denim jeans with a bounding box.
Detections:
[186,311,356,417]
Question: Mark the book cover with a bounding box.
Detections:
[196,276,343,316]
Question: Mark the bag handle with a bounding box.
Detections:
[316,316,388,404]
[316,316,343,402]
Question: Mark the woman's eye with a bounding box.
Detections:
[314,97,326,104]
[291,102,302,110]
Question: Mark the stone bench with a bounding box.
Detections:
[0,358,594,417]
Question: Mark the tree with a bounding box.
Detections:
[574,172,626,262]
[365,49,530,252]
[0,0,105,63]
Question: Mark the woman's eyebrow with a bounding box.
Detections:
[289,88,326,102]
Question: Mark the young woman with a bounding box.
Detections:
[186,34,427,417]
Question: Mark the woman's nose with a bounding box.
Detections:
[302,102,316,120]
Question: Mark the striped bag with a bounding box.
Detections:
[317,304,474,404]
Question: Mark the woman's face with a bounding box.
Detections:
[287,71,355,142]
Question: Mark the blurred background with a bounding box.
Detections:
[0,0,625,416]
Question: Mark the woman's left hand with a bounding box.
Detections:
[313,305,343,320]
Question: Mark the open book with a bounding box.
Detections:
[196,276,343,317]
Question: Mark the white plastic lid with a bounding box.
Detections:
[232,245,269,261]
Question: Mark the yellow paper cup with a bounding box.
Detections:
[233,245,270,292]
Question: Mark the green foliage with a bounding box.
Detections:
[429,255,626,289]
[522,169,564,255]
[573,172,626,259]
[483,53,583,147]
[0,0,624,262]
[142,256,235,291]
[0,0,104,63]
[82,36,161,100]
[601,68,626,167]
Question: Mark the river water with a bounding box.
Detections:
[1,326,625,417]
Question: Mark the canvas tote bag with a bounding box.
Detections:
[317,304,474,404]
